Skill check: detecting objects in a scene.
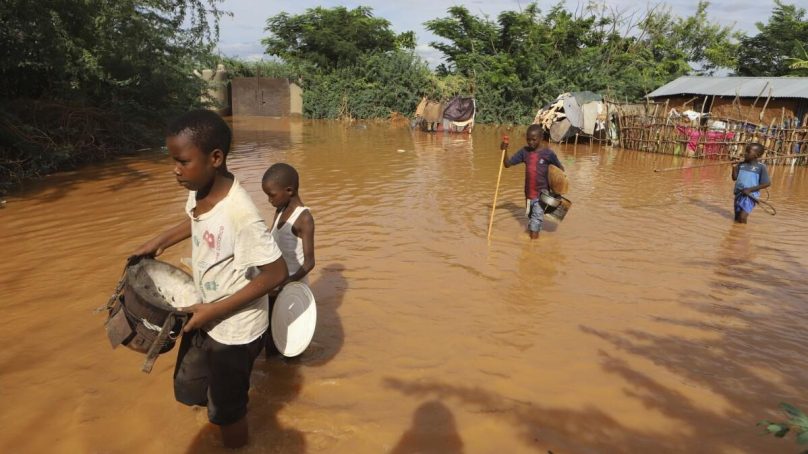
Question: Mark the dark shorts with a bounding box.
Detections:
[173,329,264,425]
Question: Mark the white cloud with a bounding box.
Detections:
[215,0,772,61]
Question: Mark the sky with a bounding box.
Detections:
[214,0,775,66]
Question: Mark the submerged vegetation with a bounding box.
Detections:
[759,403,808,451]
[1,1,807,191]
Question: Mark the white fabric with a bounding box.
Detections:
[581,102,600,135]
[185,179,282,345]
[271,206,308,279]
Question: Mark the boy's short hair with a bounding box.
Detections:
[527,124,543,136]
[263,163,299,191]
[167,109,232,156]
[746,142,764,154]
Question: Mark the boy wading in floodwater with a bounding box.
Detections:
[732,142,771,224]
[502,124,564,239]
[132,110,288,448]
[261,163,316,355]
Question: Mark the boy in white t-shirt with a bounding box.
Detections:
[132,110,287,449]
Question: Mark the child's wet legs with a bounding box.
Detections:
[528,199,543,238]
[221,416,248,448]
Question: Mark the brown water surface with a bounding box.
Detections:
[2,118,808,453]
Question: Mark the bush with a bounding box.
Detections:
[0,0,223,193]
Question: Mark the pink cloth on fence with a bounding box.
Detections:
[676,126,735,157]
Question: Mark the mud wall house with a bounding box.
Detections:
[646,76,808,126]
[231,78,303,117]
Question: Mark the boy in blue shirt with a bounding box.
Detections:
[732,142,771,224]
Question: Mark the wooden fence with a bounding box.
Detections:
[612,101,808,165]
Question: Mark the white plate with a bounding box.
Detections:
[271,282,317,357]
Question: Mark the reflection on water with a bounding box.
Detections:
[1,118,808,453]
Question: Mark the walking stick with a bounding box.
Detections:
[487,136,509,240]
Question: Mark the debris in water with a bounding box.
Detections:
[397,149,406,153]
[0,200,6,208]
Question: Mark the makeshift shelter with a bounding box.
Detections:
[533,92,612,142]
[646,76,808,126]
[610,76,808,161]
[412,96,476,133]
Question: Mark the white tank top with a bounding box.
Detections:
[270,206,308,278]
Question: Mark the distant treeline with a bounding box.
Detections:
[1,1,807,192]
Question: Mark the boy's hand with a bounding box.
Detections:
[132,237,165,258]
[500,135,510,151]
[742,188,753,196]
[180,303,221,332]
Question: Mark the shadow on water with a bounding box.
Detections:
[302,263,347,367]
[183,264,348,453]
[687,196,733,220]
[384,377,663,452]
[384,227,808,452]
[7,150,168,203]
[390,400,464,454]
[578,225,808,452]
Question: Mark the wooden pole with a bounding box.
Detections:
[653,152,807,172]
[759,87,773,122]
[487,136,509,240]
[750,81,769,112]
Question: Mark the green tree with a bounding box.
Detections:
[0,0,224,192]
[262,6,414,70]
[736,1,808,76]
[425,2,738,124]
[302,50,437,120]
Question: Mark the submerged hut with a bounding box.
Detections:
[533,92,617,143]
[412,96,476,133]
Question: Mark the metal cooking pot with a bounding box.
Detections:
[539,191,562,208]
[104,259,197,372]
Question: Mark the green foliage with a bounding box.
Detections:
[425,1,739,124]
[0,0,224,192]
[302,50,439,119]
[789,44,808,71]
[260,6,460,120]
[759,403,808,452]
[216,57,301,79]
[736,1,808,76]
[262,6,414,70]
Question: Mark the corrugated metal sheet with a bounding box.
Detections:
[646,76,808,99]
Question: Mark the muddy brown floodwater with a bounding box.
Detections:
[2,118,808,453]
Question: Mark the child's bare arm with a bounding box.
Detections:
[132,219,191,257]
[289,211,315,283]
[181,258,288,332]
[501,140,513,168]
[731,163,739,181]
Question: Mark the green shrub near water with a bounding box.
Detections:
[0,0,224,193]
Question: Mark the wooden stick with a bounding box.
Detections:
[487,137,509,240]
[654,152,807,172]
[759,87,773,122]
[750,81,769,112]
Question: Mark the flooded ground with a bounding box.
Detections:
[2,118,808,453]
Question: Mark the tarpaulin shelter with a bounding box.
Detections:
[413,96,476,133]
[533,92,612,142]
